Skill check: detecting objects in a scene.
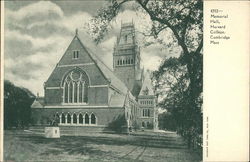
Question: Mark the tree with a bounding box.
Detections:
[158,111,177,131]
[153,56,202,148]
[88,0,203,149]
[4,80,35,129]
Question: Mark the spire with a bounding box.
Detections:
[75,28,78,36]
[139,72,154,96]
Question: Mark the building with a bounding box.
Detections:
[31,22,158,133]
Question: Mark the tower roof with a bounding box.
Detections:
[139,71,155,96]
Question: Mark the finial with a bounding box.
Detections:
[75,28,78,36]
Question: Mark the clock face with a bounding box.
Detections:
[71,70,81,81]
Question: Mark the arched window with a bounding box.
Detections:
[79,114,83,124]
[142,122,145,127]
[61,113,66,124]
[125,59,128,64]
[147,122,150,128]
[124,35,127,42]
[85,114,89,124]
[67,113,71,124]
[131,59,133,64]
[69,82,73,103]
[55,113,60,124]
[73,114,77,124]
[63,69,89,104]
[123,60,125,64]
[64,83,68,103]
[91,114,96,124]
[73,83,77,103]
[128,59,130,64]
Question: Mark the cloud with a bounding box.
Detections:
[6,1,63,21]
[4,1,94,95]
[4,1,179,96]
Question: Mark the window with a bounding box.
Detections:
[55,113,60,124]
[142,122,145,127]
[73,50,79,59]
[85,114,89,124]
[57,113,98,125]
[62,113,66,124]
[91,114,96,124]
[131,59,133,64]
[73,114,77,124]
[124,35,127,43]
[79,114,83,124]
[143,109,150,117]
[67,113,71,124]
[63,69,89,104]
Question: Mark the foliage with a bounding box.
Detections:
[4,80,35,129]
[131,119,140,130]
[153,56,202,149]
[107,114,127,133]
[158,112,177,131]
[88,0,203,150]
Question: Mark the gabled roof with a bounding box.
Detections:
[31,97,44,108]
[76,35,128,95]
[139,72,155,96]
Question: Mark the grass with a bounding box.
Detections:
[4,130,201,162]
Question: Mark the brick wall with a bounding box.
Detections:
[31,107,125,127]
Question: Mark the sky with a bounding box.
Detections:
[4,0,180,96]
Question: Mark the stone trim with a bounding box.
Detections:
[89,85,108,88]
[46,87,61,89]
[58,63,94,67]
[44,105,109,108]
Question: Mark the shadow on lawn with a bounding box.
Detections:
[17,132,187,157]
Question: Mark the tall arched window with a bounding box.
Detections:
[79,114,83,124]
[63,69,89,104]
[91,114,96,124]
[73,114,77,124]
[64,83,68,102]
[62,113,66,124]
[56,113,60,124]
[85,114,89,124]
[67,113,71,124]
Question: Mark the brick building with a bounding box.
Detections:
[31,22,158,132]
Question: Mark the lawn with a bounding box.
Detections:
[4,130,201,162]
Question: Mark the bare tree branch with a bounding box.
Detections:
[136,0,190,55]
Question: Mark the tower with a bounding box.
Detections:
[113,22,141,93]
